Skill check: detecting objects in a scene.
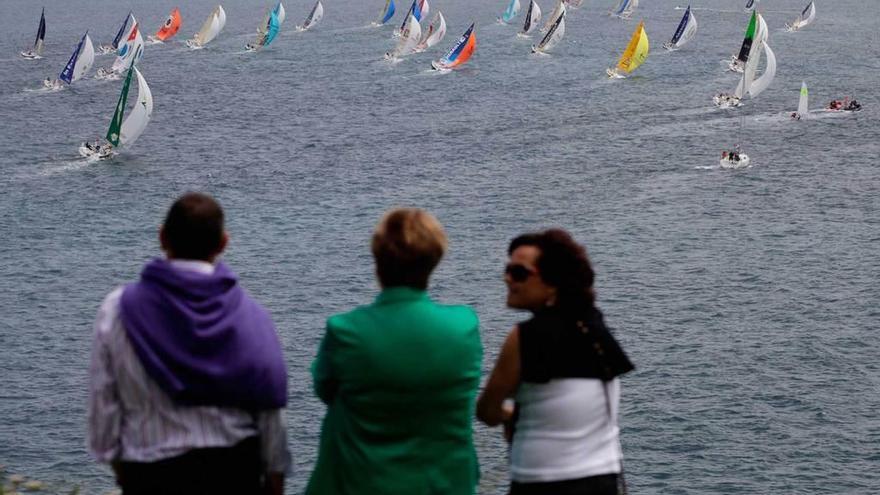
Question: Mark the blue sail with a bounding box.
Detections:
[382,0,396,24]
[615,0,631,15]
[59,32,87,83]
[399,0,418,32]
[502,0,518,22]
[670,6,690,44]
[265,11,281,46]
[111,12,131,50]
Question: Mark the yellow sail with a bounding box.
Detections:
[615,21,649,73]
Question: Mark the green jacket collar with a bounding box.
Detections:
[375,286,430,305]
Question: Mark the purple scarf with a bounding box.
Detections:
[120,259,287,410]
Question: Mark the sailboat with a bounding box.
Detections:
[385,10,421,60]
[785,1,816,32]
[606,20,649,78]
[107,22,144,75]
[98,12,132,55]
[273,2,287,24]
[147,8,182,44]
[531,10,564,54]
[418,0,430,18]
[540,0,564,33]
[395,0,422,37]
[518,1,542,37]
[431,23,476,72]
[375,0,396,26]
[44,31,94,90]
[498,0,521,24]
[414,11,447,53]
[21,8,46,59]
[727,10,767,73]
[297,0,324,31]
[791,82,809,120]
[247,8,281,51]
[745,0,759,12]
[715,13,774,108]
[80,54,153,160]
[663,5,697,51]
[610,0,638,19]
[186,6,226,49]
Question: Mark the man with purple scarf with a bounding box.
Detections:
[88,192,290,495]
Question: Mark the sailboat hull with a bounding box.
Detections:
[20,51,42,59]
[713,94,742,108]
[720,154,750,169]
[606,68,625,79]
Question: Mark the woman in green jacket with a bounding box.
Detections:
[306,208,482,495]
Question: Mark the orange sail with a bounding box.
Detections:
[155,8,182,41]
[436,24,475,69]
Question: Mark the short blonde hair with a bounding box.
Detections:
[371,208,447,289]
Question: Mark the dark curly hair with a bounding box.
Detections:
[508,229,596,312]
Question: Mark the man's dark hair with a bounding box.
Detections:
[163,192,224,261]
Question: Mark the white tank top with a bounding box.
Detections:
[510,377,622,483]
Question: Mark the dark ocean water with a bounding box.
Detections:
[1,0,878,493]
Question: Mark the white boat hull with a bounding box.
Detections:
[713,94,742,108]
[78,143,114,160]
[606,68,625,79]
[720,154,750,169]
[20,50,42,59]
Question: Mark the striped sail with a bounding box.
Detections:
[521,1,542,35]
[433,23,475,70]
[533,11,564,53]
[380,0,396,24]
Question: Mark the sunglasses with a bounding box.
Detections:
[505,263,537,282]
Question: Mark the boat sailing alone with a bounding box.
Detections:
[714,13,774,108]
[186,6,226,49]
[147,8,182,44]
[431,23,476,72]
[414,11,447,53]
[98,12,132,55]
[663,5,697,51]
[21,8,47,59]
[297,0,324,31]
[606,20,649,79]
[519,1,542,37]
[246,7,281,51]
[385,10,421,60]
[610,0,638,19]
[498,0,521,25]
[80,52,153,160]
[785,1,816,32]
[532,9,564,54]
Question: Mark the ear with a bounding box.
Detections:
[216,231,229,256]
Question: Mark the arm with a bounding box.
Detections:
[87,290,124,467]
[476,326,521,427]
[256,409,290,495]
[312,324,339,404]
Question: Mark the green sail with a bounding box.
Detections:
[106,65,135,146]
[736,11,757,63]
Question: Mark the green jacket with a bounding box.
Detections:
[306,287,482,495]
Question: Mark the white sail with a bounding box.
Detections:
[797,81,808,116]
[276,3,286,24]
[419,0,430,18]
[300,1,324,30]
[72,35,96,82]
[111,24,144,73]
[747,42,775,98]
[541,0,564,33]
[390,12,421,57]
[534,11,564,53]
[788,1,815,30]
[217,6,227,31]
[119,68,153,147]
[192,8,223,46]
[416,11,446,51]
[521,1,542,35]
[681,11,697,45]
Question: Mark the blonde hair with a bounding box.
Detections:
[372,208,447,289]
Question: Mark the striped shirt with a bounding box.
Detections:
[87,260,290,474]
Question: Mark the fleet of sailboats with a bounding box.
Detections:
[21,8,46,60]
[607,20,649,78]
[663,5,697,51]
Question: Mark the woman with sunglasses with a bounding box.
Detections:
[477,229,634,495]
[306,208,482,495]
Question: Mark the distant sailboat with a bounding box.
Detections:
[246,8,281,51]
[110,22,144,74]
[80,57,153,159]
[714,13,774,108]
[606,20,649,78]
[663,5,696,51]
[395,0,422,37]
[21,8,46,59]
[44,31,94,89]
[431,23,476,71]
[610,0,638,19]
[148,8,182,44]
[375,0,396,25]
[99,12,132,55]
[498,0,521,24]
[414,11,447,53]
[541,0,564,33]
[745,0,759,12]
[186,6,226,49]
[297,0,324,31]
[531,10,564,54]
[519,1,542,37]
[791,81,809,120]
[385,10,421,60]
[785,1,816,32]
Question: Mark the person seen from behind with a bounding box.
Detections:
[88,192,290,495]
[477,229,634,495]
[306,208,482,495]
